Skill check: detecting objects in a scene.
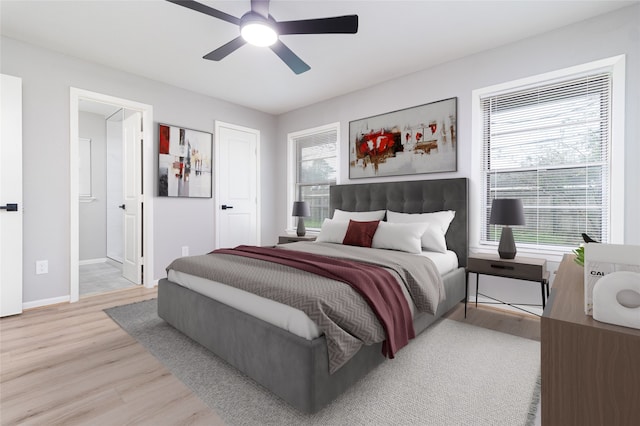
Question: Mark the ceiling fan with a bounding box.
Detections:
[167,0,358,74]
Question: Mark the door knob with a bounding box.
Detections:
[0,203,18,212]
[221,205,234,210]
[118,204,126,210]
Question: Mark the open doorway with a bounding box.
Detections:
[78,103,138,297]
[70,88,154,303]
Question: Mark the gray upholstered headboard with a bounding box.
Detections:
[329,178,468,267]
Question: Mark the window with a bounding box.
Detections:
[288,123,339,231]
[475,57,625,253]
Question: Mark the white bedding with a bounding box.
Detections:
[416,250,459,275]
[167,249,458,341]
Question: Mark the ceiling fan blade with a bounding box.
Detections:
[276,15,358,35]
[203,37,247,61]
[166,0,241,26]
[250,0,270,19]
[270,40,310,74]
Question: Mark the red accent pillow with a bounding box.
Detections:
[342,220,380,248]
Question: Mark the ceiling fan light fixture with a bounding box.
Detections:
[241,19,278,47]
[168,0,359,74]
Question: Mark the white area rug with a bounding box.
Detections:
[106,299,540,425]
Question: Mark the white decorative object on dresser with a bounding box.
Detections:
[592,271,640,329]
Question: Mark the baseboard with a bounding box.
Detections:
[79,258,107,266]
[23,295,70,310]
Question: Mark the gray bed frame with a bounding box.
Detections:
[158,177,468,414]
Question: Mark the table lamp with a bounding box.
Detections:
[489,198,525,259]
[292,201,311,237]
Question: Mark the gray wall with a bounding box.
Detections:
[78,111,107,261]
[276,4,639,245]
[275,5,640,305]
[276,5,640,244]
[1,4,638,306]
[1,36,278,304]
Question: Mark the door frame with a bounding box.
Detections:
[214,121,261,249]
[70,88,155,302]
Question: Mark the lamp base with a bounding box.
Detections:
[498,226,517,259]
[296,217,306,237]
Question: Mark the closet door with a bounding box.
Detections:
[0,74,23,317]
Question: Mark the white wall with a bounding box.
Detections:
[275,5,640,305]
[0,36,278,304]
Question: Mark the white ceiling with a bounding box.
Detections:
[1,0,635,115]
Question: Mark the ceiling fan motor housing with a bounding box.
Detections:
[240,12,278,46]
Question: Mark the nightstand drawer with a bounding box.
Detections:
[467,256,545,281]
[278,235,316,244]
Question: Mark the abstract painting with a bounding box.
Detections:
[349,97,457,178]
[158,124,212,198]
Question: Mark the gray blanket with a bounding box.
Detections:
[166,242,445,373]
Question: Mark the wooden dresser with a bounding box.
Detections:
[541,254,640,425]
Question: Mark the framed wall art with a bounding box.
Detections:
[158,123,213,198]
[349,97,457,179]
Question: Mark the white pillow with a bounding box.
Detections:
[419,227,448,254]
[315,218,349,244]
[371,222,429,254]
[332,209,386,222]
[386,210,455,253]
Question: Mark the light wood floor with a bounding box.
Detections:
[0,287,223,426]
[0,287,539,425]
[444,301,541,341]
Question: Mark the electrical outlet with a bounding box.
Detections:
[181,246,189,257]
[36,260,48,275]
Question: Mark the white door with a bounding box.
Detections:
[106,114,124,263]
[0,74,23,317]
[216,122,259,248]
[121,111,142,283]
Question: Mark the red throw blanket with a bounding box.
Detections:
[213,245,415,359]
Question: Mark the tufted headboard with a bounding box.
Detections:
[330,178,468,267]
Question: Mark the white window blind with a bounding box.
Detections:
[291,127,337,230]
[481,72,612,250]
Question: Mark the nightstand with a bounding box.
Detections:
[278,235,317,244]
[466,253,549,317]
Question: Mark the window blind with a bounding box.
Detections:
[292,127,337,229]
[480,72,612,250]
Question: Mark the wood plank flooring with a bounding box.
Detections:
[0,287,223,426]
[444,302,541,341]
[0,287,539,425]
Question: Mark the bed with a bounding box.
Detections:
[157,177,468,413]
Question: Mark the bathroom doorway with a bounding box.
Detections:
[78,103,139,297]
[70,88,154,302]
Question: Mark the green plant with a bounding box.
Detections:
[573,245,585,266]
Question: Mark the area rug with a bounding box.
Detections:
[106,299,540,425]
